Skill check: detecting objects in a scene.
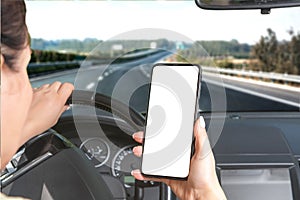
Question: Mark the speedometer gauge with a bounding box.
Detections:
[80,138,110,168]
[112,145,140,187]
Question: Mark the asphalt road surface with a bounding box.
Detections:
[31,51,300,114]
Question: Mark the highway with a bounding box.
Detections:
[30,51,300,114]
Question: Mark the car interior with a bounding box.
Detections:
[1,0,300,200]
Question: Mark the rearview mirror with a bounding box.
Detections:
[195,0,300,14]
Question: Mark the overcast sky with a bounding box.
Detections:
[25,1,300,44]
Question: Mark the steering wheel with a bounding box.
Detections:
[67,91,167,199]
[1,90,168,200]
[66,90,170,199]
[66,90,145,130]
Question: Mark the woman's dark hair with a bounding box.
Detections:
[1,0,29,70]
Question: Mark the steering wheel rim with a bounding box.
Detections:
[67,90,145,132]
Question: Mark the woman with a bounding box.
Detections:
[1,0,74,170]
[0,0,226,199]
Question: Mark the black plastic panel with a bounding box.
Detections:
[2,148,113,200]
[213,123,291,155]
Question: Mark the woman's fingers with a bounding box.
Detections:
[63,105,71,111]
[131,169,169,185]
[57,82,74,106]
[131,133,170,184]
[131,169,145,180]
[58,83,73,115]
[40,83,50,89]
[57,82,74,96]
[133,146,142,157]
[50,81,62,92]
[33,84,49,91]
[132,131,144,143]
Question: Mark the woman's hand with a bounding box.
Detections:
[131,117,226,200]
[22,82,74,145]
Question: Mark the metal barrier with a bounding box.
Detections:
[28,61,81,69]
[202,66,300,85]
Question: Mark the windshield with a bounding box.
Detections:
[27,1,300,113]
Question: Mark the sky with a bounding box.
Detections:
[25,1,300,44]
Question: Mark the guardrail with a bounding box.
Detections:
[202,66,300,85]
[28,61,82,69]
[122,49,159,58]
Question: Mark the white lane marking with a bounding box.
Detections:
[104,72,109,77]
[98,76,103,81]
[86,82,95,90]
[205,79,300,108]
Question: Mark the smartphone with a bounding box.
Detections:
[141,63,201,179]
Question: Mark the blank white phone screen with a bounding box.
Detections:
[142,64,200,178]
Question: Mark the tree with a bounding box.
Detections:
[251,28,278,72]
[289,30,300,74]
[251,28,299,74]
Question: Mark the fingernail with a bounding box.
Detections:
[199,116,206,129]
[131,169,139,176]
[132,131,142,139]
[132,146,137,153]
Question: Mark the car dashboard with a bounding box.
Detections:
[1,109,300,200]
[210,112,300,200]
[55,110,300,200]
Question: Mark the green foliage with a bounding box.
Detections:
[176,40,251,67]
[28,48,164,76]
[177,40,251,60]
[217,60,234,69]
[27,62,80,77]
[28,50,83,76]
[289,32,300,74]
[195,40,251,58]
[176,29,299,75]
[251,29,278,72]
[30,50,80,63]
[31,38,101,53]
[251,28,299,74]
